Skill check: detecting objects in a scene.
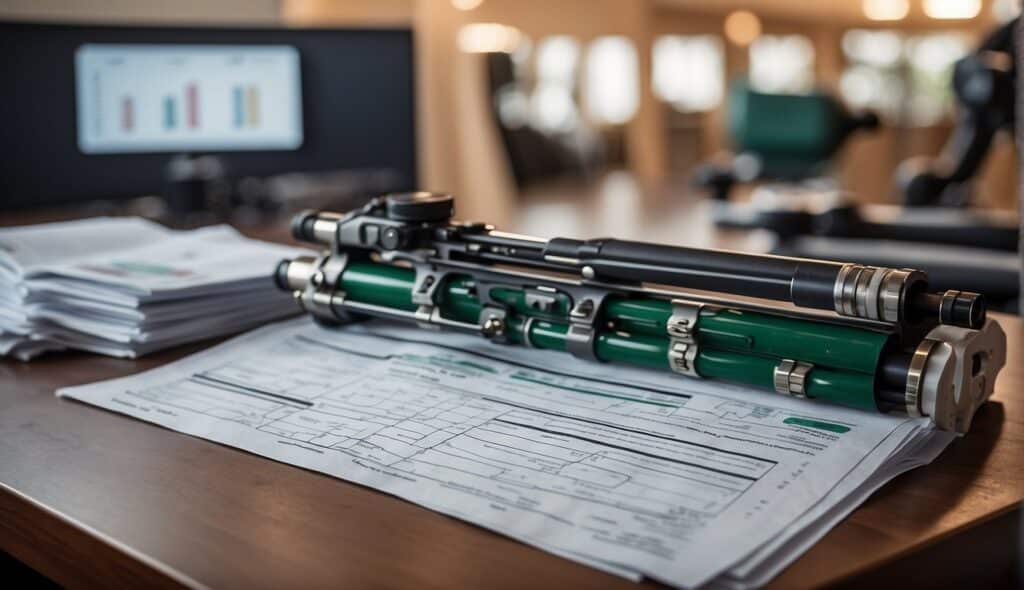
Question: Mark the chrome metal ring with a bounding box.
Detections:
[774,359,796,395]
[905,338,938,418]
[840,265,864,317]
[833,263,854,316]
[854,266,876,319]
[865,266,888,321]
[880,269,909,324]
[522,316,536,348]
[789,362,812,399]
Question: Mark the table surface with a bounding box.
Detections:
[1,190,1022,589]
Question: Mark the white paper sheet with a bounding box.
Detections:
[1,217,309,359]
[58,319,944,588]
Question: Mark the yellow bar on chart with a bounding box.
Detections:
[245,85,260,128]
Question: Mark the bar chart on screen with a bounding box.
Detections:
[75,44,303,154]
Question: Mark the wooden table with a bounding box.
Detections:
[1,193,1022,588]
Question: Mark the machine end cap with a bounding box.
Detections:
[384,192,454,223]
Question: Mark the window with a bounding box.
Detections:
[530,36,581,131]
[749,35,814,94]
[652,35,724,112]
[584,36,639,125]
[536,36,579,86]
[839,29,905,120]
[905,33,969,125]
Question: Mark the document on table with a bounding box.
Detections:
[1,217,307,359]
[58,319,951,588]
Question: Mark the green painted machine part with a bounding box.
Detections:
[604,298,889,375]
[727,82,878,179]
[335,260,883,411]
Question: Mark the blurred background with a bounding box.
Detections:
[1,0,1020,307]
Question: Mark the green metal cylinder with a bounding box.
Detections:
[340,262,418,311]
[605,298,888,375]
[505,316,876,410]
[331,260,881,411]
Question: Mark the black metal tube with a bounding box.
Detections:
[287,209,987,329]
[544,238,844,310]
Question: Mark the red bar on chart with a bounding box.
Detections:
[121,96,133,132]
[186,83,199,129]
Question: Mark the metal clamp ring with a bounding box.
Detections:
[522,316,537,348]
[906,338,939,418]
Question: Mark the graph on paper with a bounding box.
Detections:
[75,44,303,154]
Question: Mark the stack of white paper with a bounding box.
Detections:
[0,217,308,360]
[59,319,959,588]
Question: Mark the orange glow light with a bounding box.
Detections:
[724,11,762,47]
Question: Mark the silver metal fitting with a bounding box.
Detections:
[773,359,813,398]
[904,320,1006,434]
[904,338,938,418]
[668,341,699,377]
[666,300,702,378]
[290,253,354,323]
[565,297,599,361]
[521,316,537,348]
[479,307,507,339]
[833,264,923,324]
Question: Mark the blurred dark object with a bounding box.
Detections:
[897,17,1017,207]
[0,22,416,211]
[163,155,232,223]
[234,168,402,217]
[693,83,879,201]
[722,183,1018,252]
[485,52,602,189]
[32,167,403,229]
[0,551,58,589]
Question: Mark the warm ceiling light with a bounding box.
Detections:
[923,0,982,19]
[457,23,523,54]
[724,10,761,47]
[863,0,909,21]
[451,0,484,10]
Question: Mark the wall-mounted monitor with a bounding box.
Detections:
[75,44,304,154]
[0,22,416,210]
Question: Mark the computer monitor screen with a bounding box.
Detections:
[76,44,304,154]
[0,23,416,210]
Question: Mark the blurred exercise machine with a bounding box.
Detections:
[692,17,1020,312]
[897,17,1017,208]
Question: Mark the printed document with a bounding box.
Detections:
[58,319,952,588]
[0,217,307,359]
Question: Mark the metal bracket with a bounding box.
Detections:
[667,299,702,377]
[565,295,603,361]
[524,287,559,314]
[773,359,813,398]
[296,252,353,323]
[409,265,452,330]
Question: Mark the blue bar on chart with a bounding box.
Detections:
[233,86,244,128]
[163,96,176,130]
